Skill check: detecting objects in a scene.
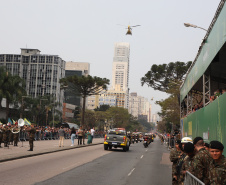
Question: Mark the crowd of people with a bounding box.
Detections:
[0,123,106,151]
[169,136,226,185]
[183,88,226,118]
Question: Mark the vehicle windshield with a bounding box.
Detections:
[108,128,126,135]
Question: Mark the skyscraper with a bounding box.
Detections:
[112,42,130,91]
[111,42,130,108]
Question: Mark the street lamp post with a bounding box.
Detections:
[184,23,207,31]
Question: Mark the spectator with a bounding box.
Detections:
[222,88,226,94]
[208,141,226,184]
[210,95,215,102]
[87,129,92,144]
[58,126,65,147]
[77,126,83,145]
[70,127,76,146]
[214,89,221,98]
[90,127,95,143]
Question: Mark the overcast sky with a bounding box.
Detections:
[0,0,221,115]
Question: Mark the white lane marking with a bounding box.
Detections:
[146,149,148,152]
[141,155,144,159]
[128,168,135,176]
[62,162,80,170]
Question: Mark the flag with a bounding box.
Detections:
[24,118,31,125]
[8,118,13,125]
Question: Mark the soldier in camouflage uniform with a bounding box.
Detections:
[192,137,213,184]
[170,140,182,185]
[8,125,14,145]
[26,125,36,151]
[208,141,226,185]
[181,143,195,183]
[2,125,10,147]
[12,125,20,146]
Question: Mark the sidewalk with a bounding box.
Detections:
[0,138,104,163]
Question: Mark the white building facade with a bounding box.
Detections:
[111,42,130,108]
[128,92,152,122]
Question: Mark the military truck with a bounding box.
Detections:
[104,128,130,152]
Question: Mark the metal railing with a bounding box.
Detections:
[184,171,205,185]
[19,130,71,141]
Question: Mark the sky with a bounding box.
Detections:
[0,0,221,116]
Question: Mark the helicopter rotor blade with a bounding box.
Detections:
[131,25,141,27]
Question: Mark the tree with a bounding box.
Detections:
[141,61,192,128]
[139,119,155,132]
[106,107,130,128]
[94,104,110,111]
[0,67,26,120]
[60,75,110,126]
[141,61,192,92]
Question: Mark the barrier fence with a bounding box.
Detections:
[19,130,71,141]
[18,130,105,142]
[184,171,205,185]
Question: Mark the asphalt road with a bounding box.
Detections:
[36,137,172,185]
[0,137,171,185]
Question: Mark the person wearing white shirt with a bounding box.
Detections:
[90,127,95,143]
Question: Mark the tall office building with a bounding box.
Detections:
[112,42,130,91]
[111,42,130,108]
[0,48,65,102]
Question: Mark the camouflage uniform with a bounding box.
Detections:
[193,148,213,184]
[175,153,187,185]
[2,127,10,147]
[13,127,20,146]
[181,154,195,183]
[9,127,14,145]
[208,155,226,185]
[170,148,181,184]
[27,127,36,151]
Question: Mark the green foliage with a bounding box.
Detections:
[60,75,110,126]
[94,104,110,111]
[0,66,26,120]
[106,107,130,128]
[138,119,155,132]
[141,61,191,127]
[60,75,110,98]
[141,61,192,92]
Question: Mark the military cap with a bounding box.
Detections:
[209,141,224,150]
[184,142,194,153]
[204,143,209,148]
[193,136,203,145]
[175,139,181,144]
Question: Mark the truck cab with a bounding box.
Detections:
[104,128,130,152]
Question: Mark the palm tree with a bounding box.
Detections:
[0,66,26,120]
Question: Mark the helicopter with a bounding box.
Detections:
[117,24,141,35]
[126,25,141,35]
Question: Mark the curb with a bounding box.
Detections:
[0,143,103,163]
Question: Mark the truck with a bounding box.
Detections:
[104,128,130,152]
